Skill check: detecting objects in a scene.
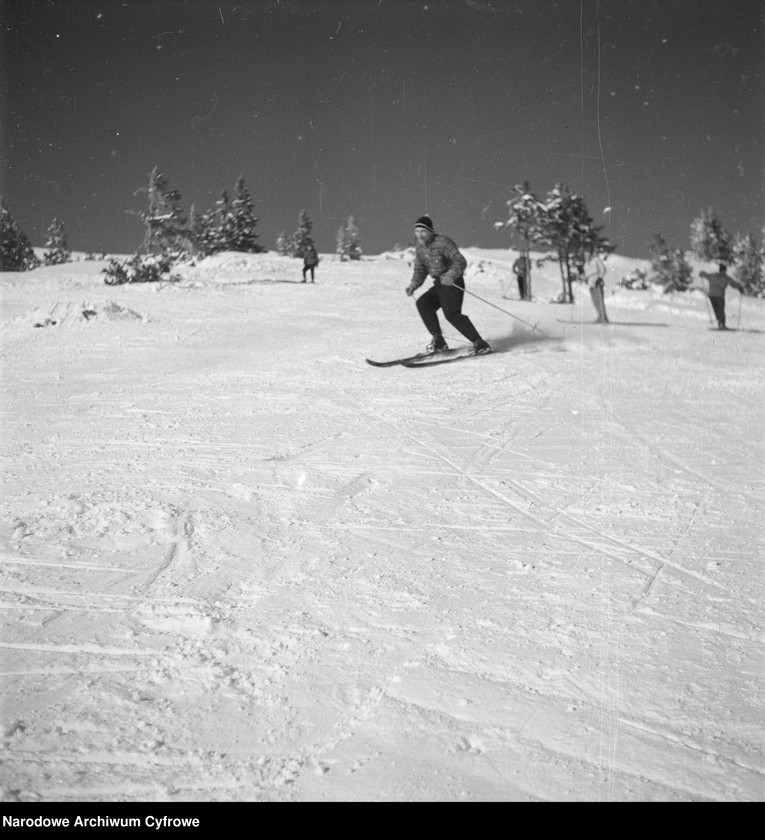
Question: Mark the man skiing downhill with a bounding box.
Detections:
[405,215,491,355]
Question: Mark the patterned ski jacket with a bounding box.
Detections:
[409,234,467,290]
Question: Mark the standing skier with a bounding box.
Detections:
[405,216,491,355]
[585,252,609,324]
[513,254,530,300]
[302,245,319,283]
[698,264,744,330]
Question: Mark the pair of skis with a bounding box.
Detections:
[366,348,491,368]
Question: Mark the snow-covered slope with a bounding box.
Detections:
[1,250,762,801]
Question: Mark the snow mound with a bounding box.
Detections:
[93,301,147,321]
[175,251,299,285]
[23,301,147,328]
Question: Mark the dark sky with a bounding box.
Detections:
[2,0,763,256]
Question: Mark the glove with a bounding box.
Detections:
[405,284,417,297]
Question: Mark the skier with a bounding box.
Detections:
[585,252,609,324]
[512,254,530,300]
[698,264,744,330]
[302,245,319,283]
[405,216,491,355]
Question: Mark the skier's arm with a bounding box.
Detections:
[406,254,428,295]
[439,241,467,286]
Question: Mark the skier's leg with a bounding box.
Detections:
[710,296,726,328]
[439,283,482,343]
[589,286,601,321]
[415,285,444,337]
[301,267,307,283]
[598,283,609,322]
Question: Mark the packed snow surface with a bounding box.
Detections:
[1,249,762,801]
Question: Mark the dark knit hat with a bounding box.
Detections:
[414,215,434,233]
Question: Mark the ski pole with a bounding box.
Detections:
[461,287,547,336]
[737,292,743,329]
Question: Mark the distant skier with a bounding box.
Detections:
[302,245,319,283]
[698,264,744,330]
[585,253,610,324]
[513,254,530,300]
[405,215,491,355]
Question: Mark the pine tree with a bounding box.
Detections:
[214,190,234,252]
[0,198,39,271]
[131,167,190,256]
[690,208,733,264]
[537,184,613,301]
[649,232,692,292]
[229,176,265,253]
[336,215,362,261]
[43,218,71,265]
[188,203,201,253]
[493,182,547,300]
[291,210,314,258]
[732,232,764,297]
[494,182,545,248]
[188,203,218,257]
[346,216,361,260]
[275,230,290,255]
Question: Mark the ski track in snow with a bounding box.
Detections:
[1,251,762,802]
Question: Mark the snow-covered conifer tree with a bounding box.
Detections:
[43,218,71,265]
[732,232,764,297]
[690,208,733,264]
[494,182,545,249]
[229,176,265,253]
[213,190,235,252]
[337,216,361,261]
[187,204,215,257]
[291,210,314,258]
[649,232,692,292]
[131,167,190,256]
[494,182,545,299]
[275,230,290,255]
[0,198,39,271]
[536,184,613,301]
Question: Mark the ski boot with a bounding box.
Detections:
[425,334,449,354]
[469,339,492,355]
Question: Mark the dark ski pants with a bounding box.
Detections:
[416,281,482,343]
[709,295,726,327]
[302,266,315,282]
